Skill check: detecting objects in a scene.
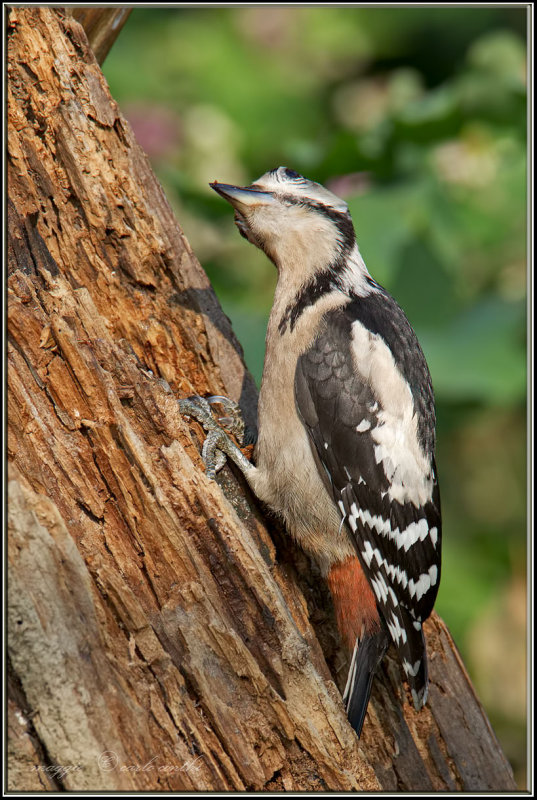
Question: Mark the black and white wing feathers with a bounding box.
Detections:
[295,293,441,710]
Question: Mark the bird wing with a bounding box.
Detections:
[294,293,441,708]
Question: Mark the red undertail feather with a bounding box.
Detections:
[327,555,380,649]
[328,555,388,737]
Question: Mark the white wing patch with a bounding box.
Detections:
[349,501,435,555]
[350,321,433,507]
[429,526,439,548]
[384,562,409,591]
[350,507,438,623]
[398,518,430,551]
[408,566,438,602]
[387,612,407,644]
[349,502,392,538]
[371,573,389,604]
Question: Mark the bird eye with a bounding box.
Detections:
[284,168,302,180]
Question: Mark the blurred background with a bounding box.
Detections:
[103,6,528,786]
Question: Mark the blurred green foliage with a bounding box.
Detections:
[104,7,527,784]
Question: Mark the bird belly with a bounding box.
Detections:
[250,394,355,575]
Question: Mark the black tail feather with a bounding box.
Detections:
[395,605,429,710]
[343,629,389,737]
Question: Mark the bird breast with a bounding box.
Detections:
[249,286,356,575]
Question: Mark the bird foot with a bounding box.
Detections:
[178,395,253,480]
[205,395,246,440]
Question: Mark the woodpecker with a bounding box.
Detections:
[179,166,441,737]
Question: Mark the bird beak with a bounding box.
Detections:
[210,181,274,211]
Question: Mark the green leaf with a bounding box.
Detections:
[420,298,526,404]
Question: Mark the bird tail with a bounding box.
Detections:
[395,606,429,710]
[343,629,389,737]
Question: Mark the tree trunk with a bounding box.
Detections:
[6,6,516,792]
[65,7,132,65]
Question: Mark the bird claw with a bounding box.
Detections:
[201,428,231,479]
[205,395,245,441]
[178,395,252,479]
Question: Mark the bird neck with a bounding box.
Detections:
[271,243,375,337]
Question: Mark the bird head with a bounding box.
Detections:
[210,167,355,274]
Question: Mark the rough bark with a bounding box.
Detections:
[6,6,516,793]
[65,7,132,65]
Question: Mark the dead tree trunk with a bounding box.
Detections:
[6,7,516,792]
[65,7,132,65]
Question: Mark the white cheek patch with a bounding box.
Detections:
[262,204,341,282]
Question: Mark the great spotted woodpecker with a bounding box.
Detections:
[179,167,441,737]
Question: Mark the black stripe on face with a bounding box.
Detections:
[311,203,356,252]
[276,198,356,335]
[278,269,336,334]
